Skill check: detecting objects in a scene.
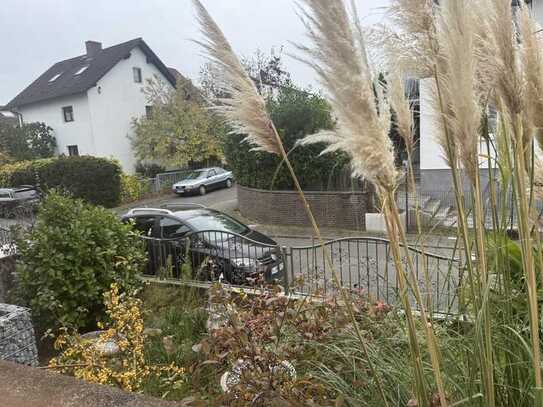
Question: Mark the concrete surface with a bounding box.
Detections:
[0,360,181,406]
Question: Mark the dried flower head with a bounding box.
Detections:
[387,69,415,155]
[519,5,543,150]
[387,0,438,77]
[435,0,482,181]
[476,0,523,117]
[192,0,281,155]
[294,0,398,191]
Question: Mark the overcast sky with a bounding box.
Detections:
[0,0,391,105]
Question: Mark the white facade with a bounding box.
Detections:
[17,47,173,174]
[419,78,447,170]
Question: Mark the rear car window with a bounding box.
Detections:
[14,189,38,199]
[130,216,156,237]
[185,212,248,236]
[160,217,191,239]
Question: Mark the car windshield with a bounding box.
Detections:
[14,189,37,199]
[184,212,249,239]
[183,170,205,180]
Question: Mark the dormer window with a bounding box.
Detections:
[74,65,89,75]
[133,67,142,83]
[48,72,63,82]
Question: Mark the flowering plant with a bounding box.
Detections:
[49,283,186,396]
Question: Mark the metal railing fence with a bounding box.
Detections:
[140,231,461,315]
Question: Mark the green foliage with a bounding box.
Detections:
[135,162,166,178]
[120,174,147,204]
[16,192,146,331]
[0,122,56,161]
[0,156,122,207]
[224,86,350,190]
[131,76,224,168]
[142,284,208,400]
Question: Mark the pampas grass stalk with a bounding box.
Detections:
[436,2,496,405]
[477,1,543,401]
[293,1,449,405]
[191,1,390,405]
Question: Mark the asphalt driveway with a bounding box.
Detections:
[117,185,238,215]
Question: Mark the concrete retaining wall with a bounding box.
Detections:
[0,360,177,406]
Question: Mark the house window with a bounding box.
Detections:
[67,145,79,156]
[145,105,153,119]
[62,106,74,122]
[48,72,63,82]
[133,67,142,83]
[74,65,89,75]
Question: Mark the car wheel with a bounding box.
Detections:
[226,179,233,188]
[199,185,206,196]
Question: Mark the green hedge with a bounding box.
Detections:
[223,86,352,191]
[0,156,122,208]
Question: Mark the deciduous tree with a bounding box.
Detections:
[131,76,223,168]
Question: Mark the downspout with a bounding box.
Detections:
[86,88,98,156]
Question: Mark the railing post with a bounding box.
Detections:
[280,246,290,293]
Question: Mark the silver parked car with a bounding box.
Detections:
[172,167,234,196]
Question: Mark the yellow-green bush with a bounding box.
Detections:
[120,174,147,204]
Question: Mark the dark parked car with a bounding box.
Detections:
[122,204,284,285]
[0,186,41,217]
[172,167,234,196]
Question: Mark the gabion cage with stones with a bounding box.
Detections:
[0,303,38,366]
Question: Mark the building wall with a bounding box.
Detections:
[419,78,447,171]
[18,47,174,174]
[87,47,174,173]
[18,93,96,157]
[237,185,374,231]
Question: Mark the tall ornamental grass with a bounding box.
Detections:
[192,0,543,405]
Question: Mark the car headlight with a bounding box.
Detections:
[230,257,256,268]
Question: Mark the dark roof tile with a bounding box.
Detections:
[8,38,177,108]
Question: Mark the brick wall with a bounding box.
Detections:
[237,185,374,231]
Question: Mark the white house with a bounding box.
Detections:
[417,0,543,200]
[7,38,177,173]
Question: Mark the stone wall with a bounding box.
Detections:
[0,303,38,366]
[237,185,374,231]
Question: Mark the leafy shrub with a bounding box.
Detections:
[16,192,146,331]
[196,284,391,404]
[120,174,147,204]
[0,156,122,207]
[50,284,186,395]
